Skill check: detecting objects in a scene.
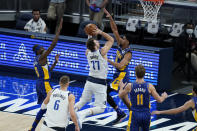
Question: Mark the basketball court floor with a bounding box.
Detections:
[0,72,196,131]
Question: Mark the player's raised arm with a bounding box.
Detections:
[152,99,195,115]
[104,8,123,46]
[50,54,60,71]
[40,18,63,60]
[119,81,132,110]
[69,94,80,131]
[119,80,131,99]
[43,90,52,105]
[92,28,114,56]
[149,83,168,103]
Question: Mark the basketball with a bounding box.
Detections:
[84,24,97,36]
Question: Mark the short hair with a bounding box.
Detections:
[193,82,197,94]
[184,22,194,29]
[33,44,39,54]
[60,75,70,85]
[125,33,133,45]
[86,38,96,52]
[135,64,146,79]
[32,9,40,14]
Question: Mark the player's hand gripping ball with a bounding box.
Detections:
[84,24,97,36]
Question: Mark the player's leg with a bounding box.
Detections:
[77,82,105,115]
[107,72,125,108]
[127,111,139,131]
[36,81,46,104]
[107,85,127,124]
[108,72,127,124]
[44,81,52,94]
[77,83,107,125]
[75,81,93,111]
[141,112,151,131]
[29,82,47,131]
[107,85,117,108]
[40,123,56,131]
[90,84,107,114]
[75,81,94,129]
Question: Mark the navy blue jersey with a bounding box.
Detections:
[110,46,132,91]
[193,97,197,122]
[34,55,52,104]
[130,82,150,112]
[115,46,132,72]
[34,55,51,80]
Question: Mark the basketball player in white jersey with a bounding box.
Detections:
[40,75,80,131]
[74,28,114,127]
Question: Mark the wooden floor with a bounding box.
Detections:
[0,111,43,131]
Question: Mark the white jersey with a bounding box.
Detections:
[45,88,70,128]
[87,50,108,79]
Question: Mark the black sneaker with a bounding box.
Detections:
[112,113,127,124]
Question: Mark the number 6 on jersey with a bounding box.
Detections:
[54,100,60,110]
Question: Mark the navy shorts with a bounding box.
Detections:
[127,111,151,131]
[36,80,52,104]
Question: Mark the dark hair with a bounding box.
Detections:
[193,82,197,94]
[184,21,194,29]
[135,64,146,79]
[60,76,70,85]
[86,38,96,52]
[125,33,133,45]
[33,44,39,54]
[32,9,40,14]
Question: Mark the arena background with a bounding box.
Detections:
[0,0,197,130]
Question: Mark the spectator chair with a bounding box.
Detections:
[126,18,142,44]
[16,13,32,30]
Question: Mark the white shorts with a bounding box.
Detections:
[40,124,56,131]
[80,81,107,108]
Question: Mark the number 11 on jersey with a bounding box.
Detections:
[137,94,143,105]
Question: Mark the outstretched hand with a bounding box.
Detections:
[161,92,168,99]
[55,54,60,63]
[151,111,161,115]
[92,28,102,36]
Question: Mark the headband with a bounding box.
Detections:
[34,45,43,54]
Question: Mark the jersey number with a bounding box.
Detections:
[137,94,143,105]
[54,100,60,110]
[91,60,100,70]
